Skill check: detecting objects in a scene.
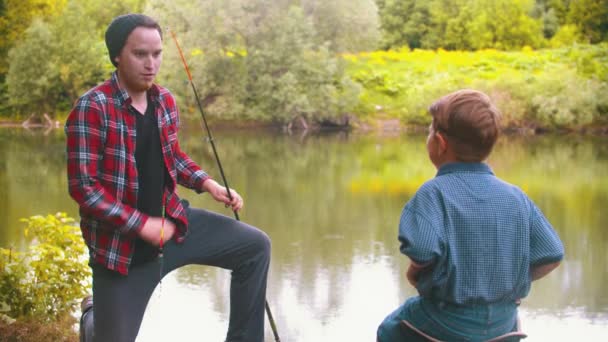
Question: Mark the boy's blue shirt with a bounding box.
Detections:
[399,162,564,305]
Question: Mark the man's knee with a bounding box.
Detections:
[253,228,271,258]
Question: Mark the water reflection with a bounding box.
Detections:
[0,127,606,341]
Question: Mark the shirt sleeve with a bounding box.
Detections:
[65,94,147,236]
[398,195,442,265]
[529,200,564,266]
[173,135,211,192]
[165,95,211,193]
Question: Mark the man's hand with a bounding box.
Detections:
[138,217,176,247]
[203,179,244,211]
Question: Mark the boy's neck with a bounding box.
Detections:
[434,158,484,170]
[432,151,459,169]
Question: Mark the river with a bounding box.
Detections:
[0,126,606,341]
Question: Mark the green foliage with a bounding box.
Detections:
[149,0,361,125]
[6,19,56,116]
[5,1,107,117]
[76,0,147,34]
[378,0,433,49]
[441,0,544,50]
[549,24,583,47]
[344,44,608,129]
[0,213,90,322]
[50,1,109,102]
[2,0,606,126]
[0,0,66,80]
[566,0,608,43]
[2,0,144,118]
[302,0,380,52]
[530,70,608,127]
[378,0,607,50]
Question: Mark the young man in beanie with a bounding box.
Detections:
[66,14,271,342]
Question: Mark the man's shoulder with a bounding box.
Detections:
[77,78,114,105]
[152,84,175,101]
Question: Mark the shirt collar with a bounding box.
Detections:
[110,71,161,107]
[436,162,494,177]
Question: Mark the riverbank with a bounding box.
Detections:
[2,117,608,136]
[0,315,78,342]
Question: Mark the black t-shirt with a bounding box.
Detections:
[131,96,168,266]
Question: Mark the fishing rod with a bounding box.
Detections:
[168,28,281,342]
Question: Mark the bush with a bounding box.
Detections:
[0,213,90,324]
[345,45,608,130]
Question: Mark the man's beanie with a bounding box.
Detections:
[105,14,156,67]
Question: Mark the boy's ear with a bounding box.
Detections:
[436,132,449,153]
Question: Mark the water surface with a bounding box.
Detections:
[1,127,606,341]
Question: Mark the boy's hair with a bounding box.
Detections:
[429,89,501,162]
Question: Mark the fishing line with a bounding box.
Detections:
[168,28,281,342]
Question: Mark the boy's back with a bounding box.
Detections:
[399,162,563,305]
[377,89,564,341]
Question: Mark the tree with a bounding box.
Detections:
[6,20,56,116]
[567,0,608,43]
[147,0,360,126]
[532,0,561,38]
[431,0,543,50]
[76,0,147,38]
[471,0,543,49]
[50,0,108,102]
[377,0,433,49]
[377,0,608,49]
[0,0,66,81]
[437,0,476,50]
[302,0,380,52]
[6,1,107,117]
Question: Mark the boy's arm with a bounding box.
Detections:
[530,261,561,281]
[528,200,564,280]
[399,194,441,288]
[406,259,433,287]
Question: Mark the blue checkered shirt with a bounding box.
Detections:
[399,162,564,304]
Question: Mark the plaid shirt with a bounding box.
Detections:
[65,72,210,275]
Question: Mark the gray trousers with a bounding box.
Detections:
[84,206,271,342]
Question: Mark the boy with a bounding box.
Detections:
[377,89,564,341]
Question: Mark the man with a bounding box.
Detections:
[66,14,271,342]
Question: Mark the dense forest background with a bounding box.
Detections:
[0,0,606,130]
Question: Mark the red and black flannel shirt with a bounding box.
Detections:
[65,72,210,275]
